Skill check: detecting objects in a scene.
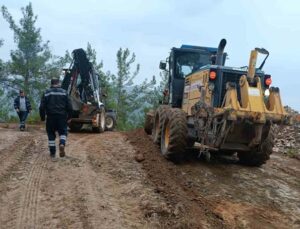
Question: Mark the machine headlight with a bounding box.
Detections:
[264,89,270,97]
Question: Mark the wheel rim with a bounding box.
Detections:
[106,117,113,129]
[164,121,170,149]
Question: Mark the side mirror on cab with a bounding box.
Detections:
[159,61,167,70]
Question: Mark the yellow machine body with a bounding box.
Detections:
[182,54,289,125]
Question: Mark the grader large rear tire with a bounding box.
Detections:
[238,125,275,166]
[161,108,187,160]
[152,105,170,144]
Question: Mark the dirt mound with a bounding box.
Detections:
[273,106,300,160]
[274,124,300,159]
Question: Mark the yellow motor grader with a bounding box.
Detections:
[145,39,290,166]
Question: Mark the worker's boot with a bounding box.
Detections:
[59,144,65,157]
[50,152,57,162]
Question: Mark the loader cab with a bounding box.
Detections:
[160,45,225,108]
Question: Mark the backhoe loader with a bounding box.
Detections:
[62,49,116,132]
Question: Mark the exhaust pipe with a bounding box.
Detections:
[214,39,227,107]
[216,39,227,66]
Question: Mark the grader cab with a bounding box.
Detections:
[145,39,290,166]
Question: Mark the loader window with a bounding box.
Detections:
[175,51,211,78]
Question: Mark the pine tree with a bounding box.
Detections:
[110,48,140,129]
[0,39,11,121]
[1,3,66,108]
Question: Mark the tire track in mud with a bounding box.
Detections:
[17,152,48,229]
[62,132,147,228]
[125,130,222,228]
[71,134,102,229]
[43,133,97,228]
[0,131,49,228]
[0,134,33,178]
[69,134,93,229]
[86,132,164,228]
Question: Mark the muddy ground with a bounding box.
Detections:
[0,125,299,229]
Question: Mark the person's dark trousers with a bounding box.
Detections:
[18,111,28,129]
[46,115,68,156]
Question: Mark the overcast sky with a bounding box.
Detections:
[1,0,300,110]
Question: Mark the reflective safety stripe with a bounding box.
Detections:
[60,135,67,140]
[48,140,56,146]
[44,92,66,97]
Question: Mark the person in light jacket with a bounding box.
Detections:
[14,90,32,131]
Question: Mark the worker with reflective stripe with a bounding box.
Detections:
[39,78,72,159]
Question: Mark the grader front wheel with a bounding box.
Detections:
[152,105,170,144]
[161,108,188,160]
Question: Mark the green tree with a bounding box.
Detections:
[0,39,5,83]
[0,39,4,80]
[110,48,140,129]
[0,39,12,121]
[127,70,168,129]
[1,3,66,108]
[110,48,162,130]
[147,70,169,109]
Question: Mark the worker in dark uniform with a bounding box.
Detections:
[14,89,32,131]
[39,78,72,159]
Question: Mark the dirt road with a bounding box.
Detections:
[0,126,299,228]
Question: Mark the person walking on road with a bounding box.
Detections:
[14,90,32,131]
[39,78,72,159]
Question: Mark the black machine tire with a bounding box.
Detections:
[186,138,195,148]
[105,114,115,131]
[92,108,106,133]
[69,123,83,132]
[152,105,170,144]
[144,110,154,135]
[238,125,275,166]
[161,108,188,160]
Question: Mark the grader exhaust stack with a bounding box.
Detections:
[216,38,227,66]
